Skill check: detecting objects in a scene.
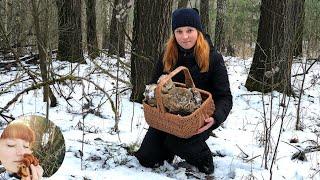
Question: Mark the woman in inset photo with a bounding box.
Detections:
[0,122,43,179]
[0,115,65,179]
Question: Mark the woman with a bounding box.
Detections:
[135,8,233,174]
[0,122,43,180]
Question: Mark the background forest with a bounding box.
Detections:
[1,0,319,58]
[0,0,319,102]
[0,0,320,179]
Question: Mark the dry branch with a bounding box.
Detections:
[292,57,320,77]
[291,145,320,161]
[0,75,75,114]
[0,74,117,117]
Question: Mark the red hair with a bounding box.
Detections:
[163,31,210,73]
[0,122,35,144]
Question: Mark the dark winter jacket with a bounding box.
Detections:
[150,35,233,132]
[0,171,20,179]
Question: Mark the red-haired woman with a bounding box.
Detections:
[135,8,233,174]
[0,122,43,179]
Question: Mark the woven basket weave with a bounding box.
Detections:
[143,66,215,138]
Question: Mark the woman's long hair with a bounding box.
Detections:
[163,31,210,73]
[0,122,35,144]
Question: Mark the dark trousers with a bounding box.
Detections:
[135,127,213,173]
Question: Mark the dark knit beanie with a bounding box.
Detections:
[172,8,202,32]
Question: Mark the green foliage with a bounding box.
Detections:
[210,0,319,57]
[209,0,261,57]
[225,0,260,44]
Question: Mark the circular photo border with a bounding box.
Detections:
[0,115,65,178]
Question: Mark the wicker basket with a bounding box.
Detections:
[143,66,215,138]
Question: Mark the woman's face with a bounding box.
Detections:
[174,26,198,50]
[0,138,32,173]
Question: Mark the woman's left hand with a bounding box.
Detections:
[22,164,43,180]
[30,164,43,180]
[193,117,214,135]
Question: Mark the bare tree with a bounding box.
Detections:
[30,0,57,107]
[3,0,9,42]
[130,0,173,102]
[102,0,112,50]
[108,0,130,57]
[0,0,29,55]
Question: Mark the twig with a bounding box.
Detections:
[236,144,249,158]
[87,57,130,85]
[0,75,75,114]
[311,168,320,179]
[282,141,301,151]
[245,155,261,163]
[292,58,319,77]
[240,93,262,96]
[0,113,14,123]
[0,75,116,115]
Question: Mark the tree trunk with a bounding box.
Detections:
[102,0,112,49]
[200,0,209,34]
[86,0,99,59]
[30,0,57,107]
[3,0,8,37]
[108,0,119,55]
[130,0,173,103]
[1,0,10,54]
[119,0,130,57]
[108,0,129,57]
[108,0,121,55]
[178,0,188,8]
[15,1,23,55]
[293,0,305,57]
[245,0,295,95]
[56,0,84,63]
[214,0,226,52]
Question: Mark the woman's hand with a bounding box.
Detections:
[21,164,43,180]
[193,117,214,136]
[30,164,43,180]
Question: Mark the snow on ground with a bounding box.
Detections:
[0,55,319,180]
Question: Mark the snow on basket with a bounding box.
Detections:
[143,66,215,138]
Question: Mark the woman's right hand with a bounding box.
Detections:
[193,117,215,136]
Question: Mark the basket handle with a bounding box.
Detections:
[155,66,195,113]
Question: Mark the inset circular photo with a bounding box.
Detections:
[0,115,65,179]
